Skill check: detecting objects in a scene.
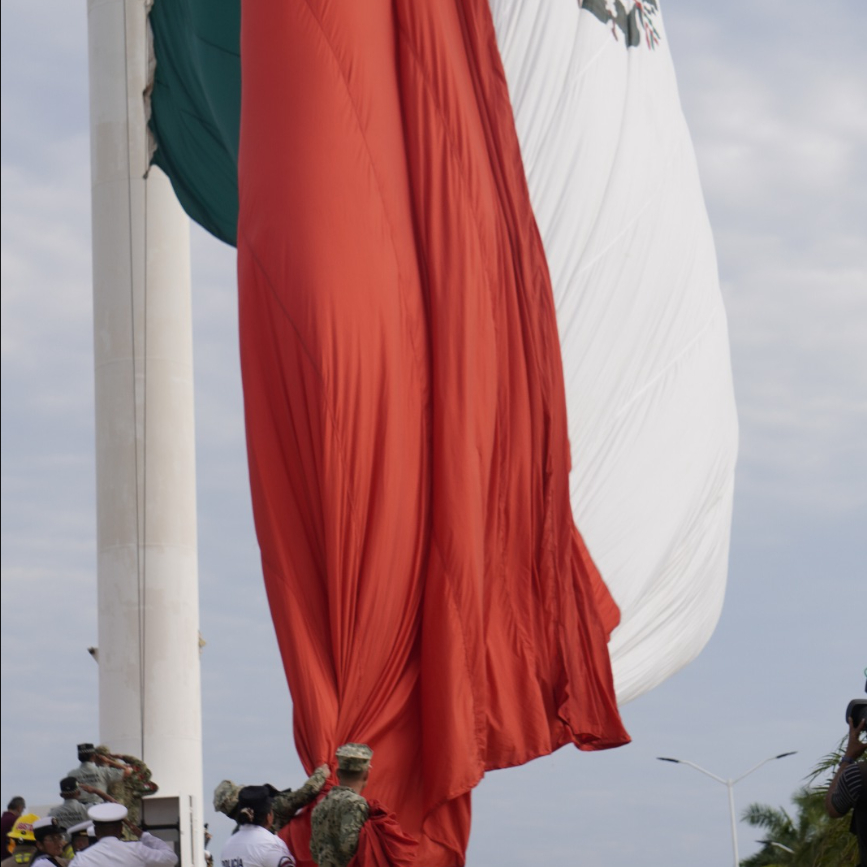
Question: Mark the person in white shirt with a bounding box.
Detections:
[69,804,177,867]
[220,787,295,867]
[64,822,93,856]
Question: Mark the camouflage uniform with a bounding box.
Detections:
[66,764,122,807]
[271,767,329,831]
[309,788,369,867]
[94,748,158,832]
[213,766,328,833]
[309,744,373,867]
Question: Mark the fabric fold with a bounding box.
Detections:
[239,2,628,863]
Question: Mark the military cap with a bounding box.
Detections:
[66,821,91,837]
[213,780,242,816]
[60,777,79,794]
[88,803,128,823]
[335,743,373,773]
[77,743,95,753]
[33,817,62,842]
[95,745,112,756]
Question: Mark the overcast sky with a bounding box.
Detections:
[1,1,865,865]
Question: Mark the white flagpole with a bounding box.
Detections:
[86,1,203,863]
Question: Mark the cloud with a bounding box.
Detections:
[3,2,866,864]
[662,0,867,517]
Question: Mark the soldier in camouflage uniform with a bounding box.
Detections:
[213,765,329,833]
[67,745,129,807]
[309,744,372,867]
[93,746,158,833]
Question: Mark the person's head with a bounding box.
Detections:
[93,745,112,767]
[213,780,242,819]
[234,787,273,829]
[60,778,81,801]
[77,743,96,764]
[66,822,93,853]
[334,743,372,793]
[33,818,66,859]
[6,797,25,817]
[335,766,369,791]
[87,803,127,840]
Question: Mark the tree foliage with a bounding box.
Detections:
[740,742,859,866]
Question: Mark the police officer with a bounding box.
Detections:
[309,745,372,867]
[68,804,177,867]
[219,787,295,867]
[213,766,329,833]
[30,818,67,867]
[48,781,89,832]
[67,746,130,807]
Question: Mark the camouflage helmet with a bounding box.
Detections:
[335,743,373,773]
[213,780,242,817]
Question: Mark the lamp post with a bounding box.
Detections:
[768,842,795,854]
[657,751,797,867]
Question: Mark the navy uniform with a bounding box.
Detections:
[30,818,67,867]
[309,745,372,867]
[64,823,92,856]
[69,804,177,867]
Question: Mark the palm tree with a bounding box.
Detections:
[740,799,797,866]
[740,743,859,866]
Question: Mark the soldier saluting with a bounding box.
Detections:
[309,745,415,867]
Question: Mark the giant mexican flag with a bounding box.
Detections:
[148,1,737,863]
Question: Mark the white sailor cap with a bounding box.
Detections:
[33,818,57,832]
[66,821,92,837]
[33,817,62,839]
[87,803,128,823]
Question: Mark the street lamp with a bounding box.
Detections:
[767,841,795,854]
[657,751,797,866]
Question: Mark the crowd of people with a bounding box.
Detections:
[2,742,415,867]
[4,727,864,866]
[1,742,167,867]
[213,742,416,867]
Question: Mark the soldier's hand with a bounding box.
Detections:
[80,784,96,794]
[309,765,330,792]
